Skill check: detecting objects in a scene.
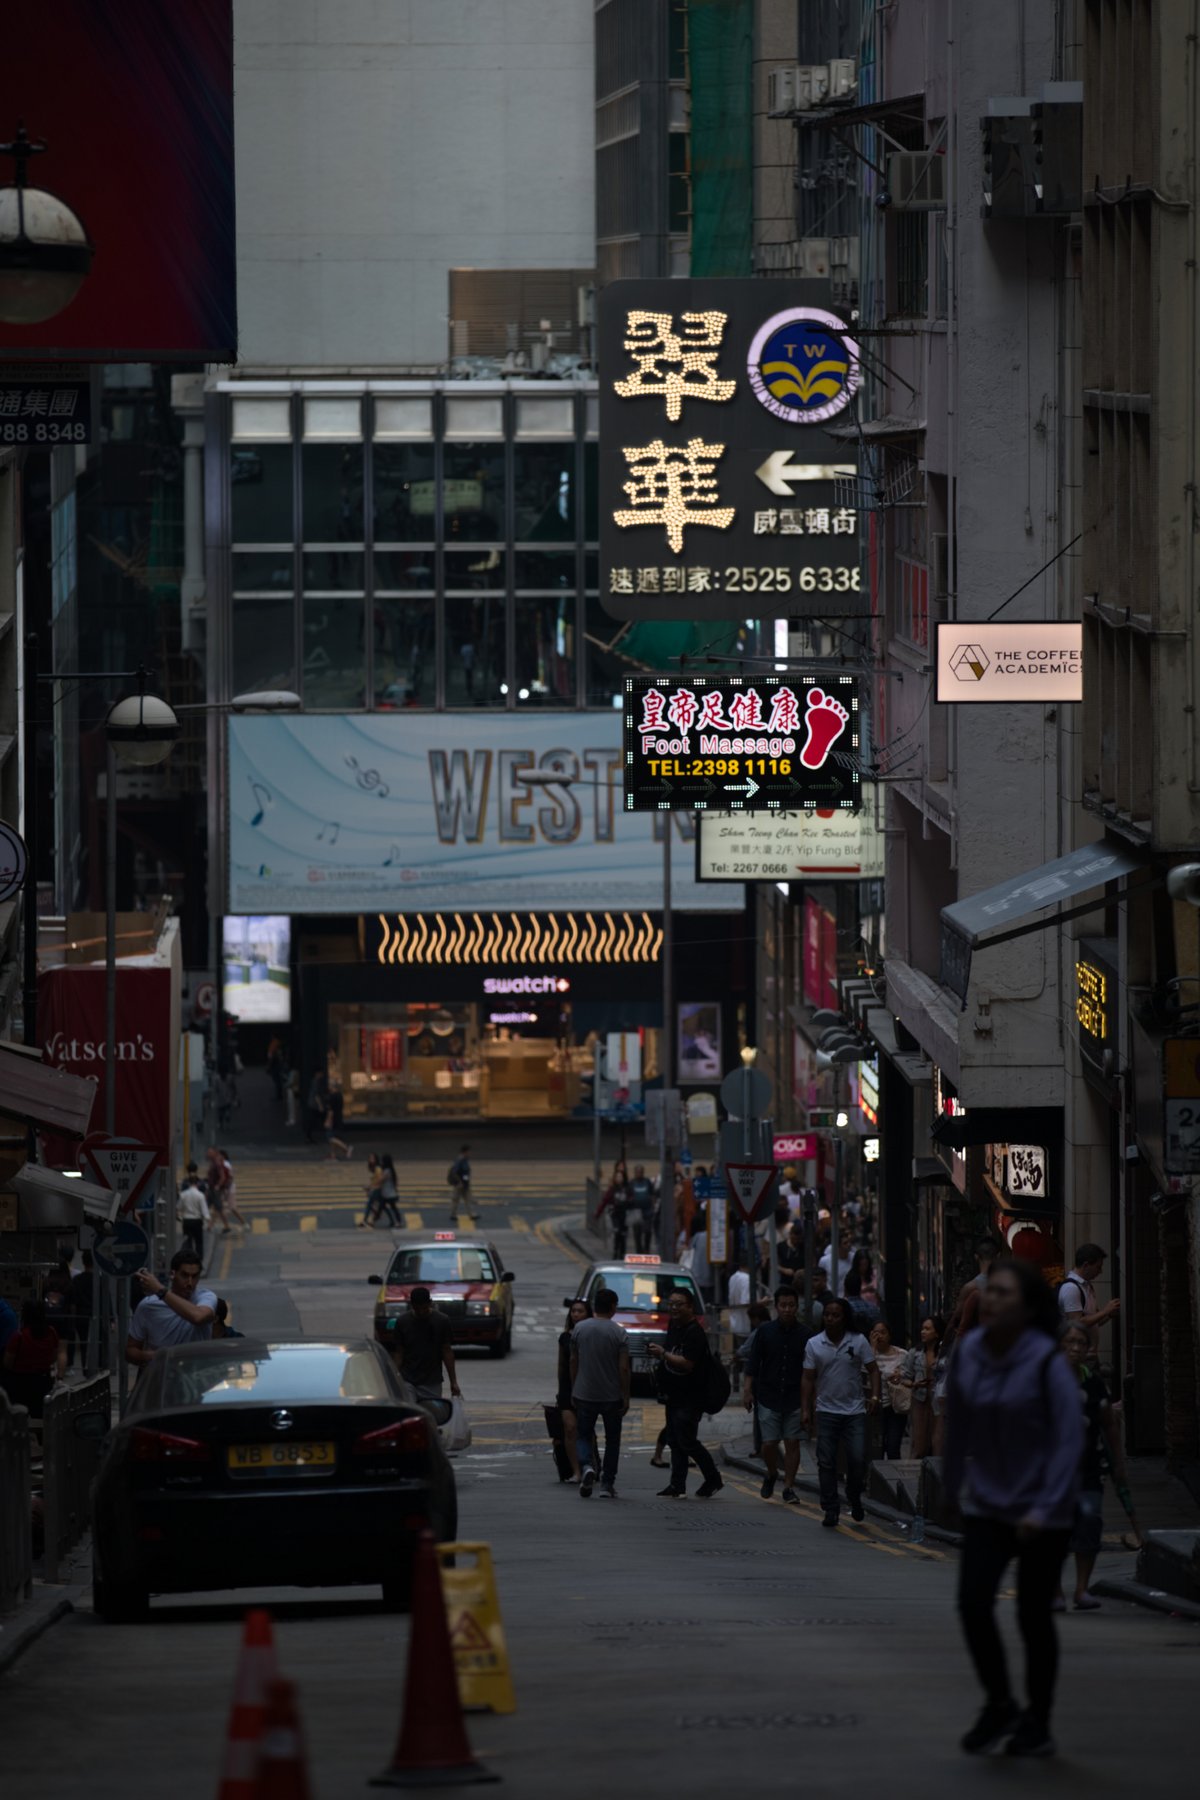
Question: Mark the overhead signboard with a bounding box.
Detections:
[622,674,861,814]
[1075,941,1116,1073]
[599,278,865,621]
[773,1132,817,1162]
[0,365,91,445]
[935,622,1083,703]
[227,714,742,916]
[697,793,882,882]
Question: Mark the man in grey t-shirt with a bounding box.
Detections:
[570,1288,631,1499]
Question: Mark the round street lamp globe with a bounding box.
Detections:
[0,182,93,324]
[104,693,180,768]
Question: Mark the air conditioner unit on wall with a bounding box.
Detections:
[887,151,948,210]
[827,58,857,101]
[795,64,831,111]
[797,238,832,278]
[768,66,800,117]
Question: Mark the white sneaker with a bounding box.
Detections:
[579,1467,596,1498]
[598,1483,617,1499]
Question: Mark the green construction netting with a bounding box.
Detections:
[688,0,753,277]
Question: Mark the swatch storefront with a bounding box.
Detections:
[226,713,747,1124]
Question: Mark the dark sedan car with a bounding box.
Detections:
[89,1337,457,1622]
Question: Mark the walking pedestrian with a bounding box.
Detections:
[842,1248,883,1329]
[801,1293,880,1528]
[266,1035,285,1100]
[601,1160,630,1258]
[745,1286,808,1502]
[727,1253,753,1382]
[629,1164,655,1253]
[285,1064,300,1128]
[870,1320,911,1460]
[305,1068,329,1145]
[325,1082,352,1160]
[1,1301,65,1418]
[374,1153,401,1228]
[1055,1322,1126,1612]
[126,1250,218,1371]
[555,1299,592,1483]
[212,1298,245,1340]
[1057,1242,1120,1357]
[900,1314,945,1457]
[448,1144,475,1222]
[205,1145,231,1235]
[178,1167,211,1266]
[945,1257,1083,1759]
[818,1228,854,1296]
[359,1153,383,1227]
[392,1287,461,1404]
[570,1288,631,1499]
[945,1237,1001,1352]
[646,1288,723,1499]
[218,1149,248,1231]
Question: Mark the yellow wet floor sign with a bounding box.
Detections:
[437,1541,516,1714]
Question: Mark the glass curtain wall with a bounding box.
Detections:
[227,387,608,711]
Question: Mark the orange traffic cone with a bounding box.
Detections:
[371,1532,498,1788]
[255,1678,314,1800]
[217,1610,279,1800]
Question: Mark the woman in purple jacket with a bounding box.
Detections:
[945,1257,1084,1760]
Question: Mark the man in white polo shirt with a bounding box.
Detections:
[801,1293,880,1529]
[126,1248,218,1371]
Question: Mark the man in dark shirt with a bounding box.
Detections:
[393,1286,461,1403]
[646,1289,723,1499]
[777,1221,806,1288]
[744,1286,807,1503]
[629,1166,655,1253]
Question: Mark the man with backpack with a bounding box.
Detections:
[1057,1243,1119,1356]
[448,1144,475,1222]
[646,1288,724,1498]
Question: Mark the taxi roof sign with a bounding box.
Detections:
[434,1231,457,1241]
[624,1253,661,1264]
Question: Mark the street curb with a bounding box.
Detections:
[720,1442,965,1546]
[1091,1577,1200,1623]
[0,1588,78,1677]
[556,1217,599,1264]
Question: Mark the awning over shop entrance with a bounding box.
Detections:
[939,842,1147,1002]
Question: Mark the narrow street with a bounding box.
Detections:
[2,1202,1195,1798]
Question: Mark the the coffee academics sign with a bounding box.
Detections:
[599,279,865,622]
[935,622,1083,703]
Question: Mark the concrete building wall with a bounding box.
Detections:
[233,0,596,369]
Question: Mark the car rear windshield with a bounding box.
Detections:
[591,1270,699,1313]
[387,1247,496,1283]
[159,1344,393,1407]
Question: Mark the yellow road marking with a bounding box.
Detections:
[535,1217,586,1265]
[722,1470,927,1558]
[404,1211,424,1231]
[299,1215,318,1232]
[251,1217,270,1235]
[508,1214,530,1233]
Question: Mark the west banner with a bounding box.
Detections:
[227,715,743,915]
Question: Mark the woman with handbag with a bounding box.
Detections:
[548,1299,592,1483]
[870,1319,911,1459]
[901,1313,945,1457]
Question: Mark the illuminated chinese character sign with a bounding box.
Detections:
[1075,942,1116,1073]
[622,675,861,813]
[600,280,864,622]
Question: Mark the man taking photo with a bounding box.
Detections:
[126,1249,218,1369]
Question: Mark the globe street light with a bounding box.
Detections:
[0,124,93,324]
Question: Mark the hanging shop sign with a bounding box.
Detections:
[934,622,1083,704]
[1075,941,1116,1074]
[599,278,865,622]
[1004,1144,1048,1201]
[0,365,91,445]
[697,793,882,881]
[622,674,860,813]
[1164,1038,1200,1174]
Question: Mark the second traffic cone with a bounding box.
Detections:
[255,1678,313,1800]
[371,1532,498,1788]
[217,1609,279,1800]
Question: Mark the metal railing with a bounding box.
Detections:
[41,1373,110,1583]
[0,1389,32,1614]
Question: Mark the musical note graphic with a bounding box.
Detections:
[317,821,340,846]
[248,780,273,828]
[382,845,403,868]
[345,755,390,799]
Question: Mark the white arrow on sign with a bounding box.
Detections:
[724,1162,777,1224]
[726,777,760,798]
[754,454,857,497]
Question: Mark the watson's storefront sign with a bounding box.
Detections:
[228,715,742,916]
[935,622,1083,703]
[698,793,882,881]
[599,279,864,622]
[38,964,175,1167]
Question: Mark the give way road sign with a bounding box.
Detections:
[724,1162,777,1223]
[80,1134,160,1216]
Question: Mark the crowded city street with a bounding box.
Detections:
[2,2,1200,1795]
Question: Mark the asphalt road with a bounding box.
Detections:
[1,1214,1196,1798]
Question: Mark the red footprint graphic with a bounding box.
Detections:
[799,689,849,769]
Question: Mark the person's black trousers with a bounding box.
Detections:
[666,1402,719,1491]
[181,1219,205,1264]
[957,1517,1070,1729]
[882,1409,907,1459]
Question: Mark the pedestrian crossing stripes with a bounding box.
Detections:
[214,1208,544,1236]
[223,1157,587,1216]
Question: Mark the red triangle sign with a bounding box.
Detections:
[80,1135,161,1216]
[724,1162,777,1223]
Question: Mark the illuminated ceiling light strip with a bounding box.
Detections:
[374,912,663,965]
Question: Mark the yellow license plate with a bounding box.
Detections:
[227,1441,336,1474]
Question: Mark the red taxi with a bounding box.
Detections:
[370,1233,515,1358]
[565,1254,706,1387]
